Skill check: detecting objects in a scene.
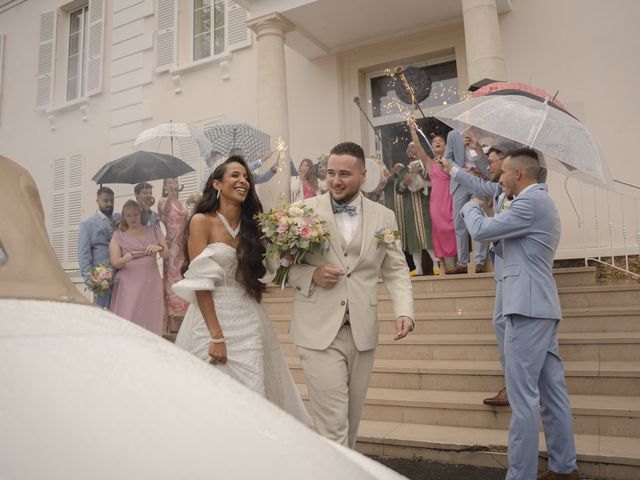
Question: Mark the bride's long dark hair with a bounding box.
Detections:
[182,156,266,302]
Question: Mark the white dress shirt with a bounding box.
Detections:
[333,194,362,245]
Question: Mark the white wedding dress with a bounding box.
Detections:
[173,243,311,425]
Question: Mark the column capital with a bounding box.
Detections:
[246,12,295,38]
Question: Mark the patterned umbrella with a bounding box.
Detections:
[92,151,194,184]
[204,121,270,163]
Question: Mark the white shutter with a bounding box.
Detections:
[50,158,66,265]
[49,154,84,268]
[226,1,250,52]
[36,9,57,109]
[0,33,4,122]
[86,0,105,95]
[178,138,201,197]
[155,0,177,72]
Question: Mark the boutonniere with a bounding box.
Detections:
[501,199,513,212]
[375,227,401,249]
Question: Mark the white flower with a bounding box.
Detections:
[383,233,396,244]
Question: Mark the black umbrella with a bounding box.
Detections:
[92,151,194,184]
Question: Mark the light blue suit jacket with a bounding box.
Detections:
[461,184,562,320]
[77,211,119,283]
[444,131,489,194]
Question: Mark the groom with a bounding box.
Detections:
[288,141,414,448]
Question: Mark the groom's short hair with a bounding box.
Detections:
[507,147,540,181]
[330,142,365,164]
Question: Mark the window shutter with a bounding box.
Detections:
[50,158,66,265]
[226,1,250,52]
[177,138,201,197]
[36,9,57,109]
[86,0,105,96]
[66,153,84,268]
[49,154,84,268]
[0,33,4,122]
[155,0,177,72]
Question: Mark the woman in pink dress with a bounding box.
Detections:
[409,124,458,273]
[109,199,168,335]
[158,178,190,330]
[290,158,320,202]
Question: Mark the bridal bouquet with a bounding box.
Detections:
[256,201,331,288]
[86,262,113,293]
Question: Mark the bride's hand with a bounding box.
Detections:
[208,342,227,365]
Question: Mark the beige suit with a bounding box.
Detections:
[288,193,413,447]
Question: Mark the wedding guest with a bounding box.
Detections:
[173,156,310,425]
[409,124,457,273]
[134,182,158,226]
[199,150,225,192]
[396,142,435,276]
[109,200,168,335]
[315,157,328,193]
[228,147,280,184]
[78,187,120,308]
[158,178,190,332]
[290,158,321,202]
[461,148,578,480]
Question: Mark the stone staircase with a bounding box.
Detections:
[263,267,640,480]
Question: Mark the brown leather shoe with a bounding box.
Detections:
[474,263,486,273]
[483,387,509,406]
[445,264,468,275]
[537,469,579,480]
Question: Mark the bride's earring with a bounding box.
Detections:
[216,188,221,199]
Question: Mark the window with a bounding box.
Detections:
[193,0,226,61]
[36,0,105,110]
[155,0,251,73]
[66,5,89,101]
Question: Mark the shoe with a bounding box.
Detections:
[475,263,486,273]
[483,387,509,406]
[537,469,579,480]
[445,264,468,275]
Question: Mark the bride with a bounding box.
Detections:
[173,156,310,425]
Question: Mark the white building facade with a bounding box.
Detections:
[0,0,639,275]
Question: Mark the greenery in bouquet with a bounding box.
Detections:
[185,192,202,207]
[86,262,113,293]
[256,201,331,287]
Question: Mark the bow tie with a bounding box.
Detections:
[332,202,358,216]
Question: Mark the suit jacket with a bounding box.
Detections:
[77,211,120,283]
[288,193,414,351]
[444,130,489,194]
[461,184,562,320]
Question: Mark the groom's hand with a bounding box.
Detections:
[394,316,414,340]
[312,264,345,289]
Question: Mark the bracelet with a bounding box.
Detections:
[209,337,225,344]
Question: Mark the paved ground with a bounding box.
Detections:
[370,456,507,480]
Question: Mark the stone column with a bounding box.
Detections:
[461,0,507,86]
[247,13,294,209]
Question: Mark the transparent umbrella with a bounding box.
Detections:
[204,121,271,163]
[134,121,212,158]
[435,86,611,185]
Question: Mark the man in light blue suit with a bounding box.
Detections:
[439,145,510,406]
[444,130,489,273]
[461,148,578,480]
[77,187,120,308]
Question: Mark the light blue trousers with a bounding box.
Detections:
[93,288,112,309]
[453,186,488,265]
[493,282,505,371]
[504,315,577,480]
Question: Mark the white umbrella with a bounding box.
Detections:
[435,93,612,186]
[134,122,212,158]
[0,299,406,480]
[205,121,271,163]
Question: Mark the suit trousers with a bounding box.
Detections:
[452,186,488,266]
[504,315,577,480]
[493,282,505,372]
[297,325,375,448]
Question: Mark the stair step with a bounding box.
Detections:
[269,307,640,335]
[263,284,640,315]
[279,333,640,361]
[296,384,640,437]
[355,420,640,480]
[285,357,640,395]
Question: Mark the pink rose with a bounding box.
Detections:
[300,225,311,238]
[275,211,285,220]
[277,223,287,234]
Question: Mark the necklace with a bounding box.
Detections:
[217,211,241,239]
